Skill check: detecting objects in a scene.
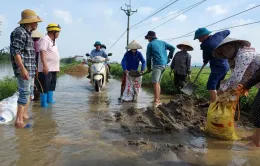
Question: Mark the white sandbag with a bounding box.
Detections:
[0,92,19,124]
[121,75,142,102]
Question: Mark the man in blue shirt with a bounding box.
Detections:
[90,41,108,58]
[120,40,146,99]
[194,28,230,103]
[88,41,109,80]
[145,31,175,107]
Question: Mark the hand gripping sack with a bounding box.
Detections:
[205,91,240,141]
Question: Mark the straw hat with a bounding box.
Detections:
[177,41,194,51]
[126,40,142,50]
[31,30,43,38]
[18,9,42,24]
[213,37,251,59]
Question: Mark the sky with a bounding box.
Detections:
[0,0,259,65]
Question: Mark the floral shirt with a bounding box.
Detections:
[220,47,260,91]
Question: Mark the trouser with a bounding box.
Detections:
[16,74,34,106]
[251,90,260,128]
[121,73,127,96]
[38,72,57,93]
[174,73,187,90]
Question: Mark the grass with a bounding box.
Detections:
[0,77,17,101]
[110,64,257,111]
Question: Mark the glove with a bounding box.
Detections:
[236,84,249,96]
[147,68,152,73]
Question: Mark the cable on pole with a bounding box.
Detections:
[108,30,127,51]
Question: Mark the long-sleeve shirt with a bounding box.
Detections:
[90,49,108,59]
[200,30,230,72]
[121,50,146,71]
[170,51,191,75]
[146,39,175,69]
[220,47,260,91]
[10,25,36,77]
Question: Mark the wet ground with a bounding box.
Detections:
[0,66,260,165]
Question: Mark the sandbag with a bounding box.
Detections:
[205,92,240,141]
[121,75,142,102]
[0,92,19,124]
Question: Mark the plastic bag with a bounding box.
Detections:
[205,91,240,141]
[121,75,142,102]
[0,92,19,124]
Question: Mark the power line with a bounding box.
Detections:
[165,4,260,41]
[166,21,260,41]
[108,30,127,51]
[130,0,180,28]
[133,0,207,39]
[131,0,206,30]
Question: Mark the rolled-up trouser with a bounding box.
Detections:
[16,74,34,106]
[207,70,228,90]
[38,72,57,93]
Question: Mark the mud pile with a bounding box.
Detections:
[115,95,207,136]
[65,64,88,77]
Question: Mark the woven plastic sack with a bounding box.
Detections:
[121,75,142,101]
[205,91,240,141]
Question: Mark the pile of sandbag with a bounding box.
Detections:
[0,92,19,124]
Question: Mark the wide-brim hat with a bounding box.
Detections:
[177,41,194,51]
[18,9,42,24]
[145,31,157,39]
[31,30,43,38]
[213,37,251,59]
[126,40,142,50]
[194,27,211,40]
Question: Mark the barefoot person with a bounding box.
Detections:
[145,31,175,107]
[10,9,42,128]
[194,28,230,104]
[237,68,260,148]
[170,41,193,92]
[120,40,146,99]
[38,24,61,107]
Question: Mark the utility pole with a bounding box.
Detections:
[121,0,137,50]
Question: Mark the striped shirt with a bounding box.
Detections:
[90,49,108,59]
[10,25,36,77]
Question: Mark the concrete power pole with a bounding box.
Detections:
[121,0,137,50]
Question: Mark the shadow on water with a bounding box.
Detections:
[0,74,260,165]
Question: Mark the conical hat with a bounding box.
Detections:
[126,40,142,50]
[177,41,193,51]
[213,37,251,59]
[31,30,43,38]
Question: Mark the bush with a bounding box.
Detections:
[0,77,17,101]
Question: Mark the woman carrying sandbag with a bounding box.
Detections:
[213,37,260,93]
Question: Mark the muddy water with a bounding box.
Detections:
[0,74,260,166]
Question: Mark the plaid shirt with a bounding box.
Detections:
[10,25,36,77]
[170,51,191,75]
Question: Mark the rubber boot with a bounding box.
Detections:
[40,93,49,108]
[47,91,56,104]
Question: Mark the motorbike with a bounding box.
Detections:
[86,53,112,92]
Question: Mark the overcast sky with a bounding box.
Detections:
[0,0,259,65]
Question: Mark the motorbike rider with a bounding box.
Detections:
[101,43,111,77]
[88,41,109,82]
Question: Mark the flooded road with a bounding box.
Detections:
[0,72,260,165]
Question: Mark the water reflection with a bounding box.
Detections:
[0,63,13,79]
